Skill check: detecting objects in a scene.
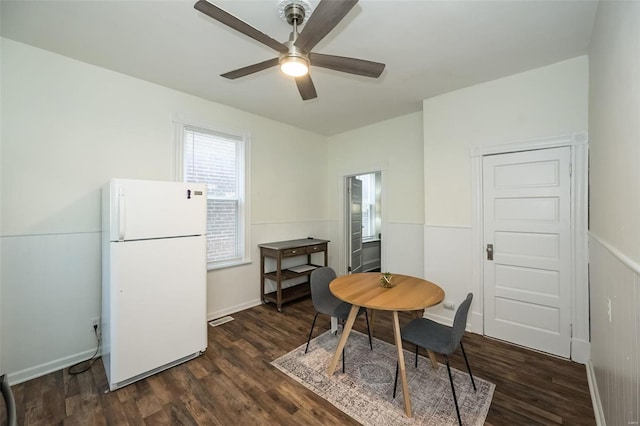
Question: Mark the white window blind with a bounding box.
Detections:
[182,125,248,267]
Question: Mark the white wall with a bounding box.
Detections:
[0,38,328,383]
[422,57,589,326]
[588,1,640,424]
[424,56,588,227]
[589,2,640,263]
[326,112,425,277]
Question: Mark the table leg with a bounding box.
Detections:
[327,305,360,376]
[392,311,412,417]
[413,309,438,369]
[427,350,438,368]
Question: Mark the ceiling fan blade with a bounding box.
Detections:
[221,58,279,79]
[194,0,288,53]
[295,74,318,100]
[310,53,385,78]
[294,0,358,52]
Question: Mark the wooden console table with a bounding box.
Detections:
[259,238,329,312]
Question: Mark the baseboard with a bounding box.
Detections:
[8,300,262,386]
[423,311,474,333]
[423,311,453,327]
[438,309,482,334]
[6,348,99,386]
[470,311,483,334]
[586,360,606,425]
[207,298,262,322]
[571,337,590,364]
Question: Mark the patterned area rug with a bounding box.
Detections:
[272,330,495,426]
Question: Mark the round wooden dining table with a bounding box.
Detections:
[328,272,445,418]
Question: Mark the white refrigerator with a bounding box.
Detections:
[102,178,208,391]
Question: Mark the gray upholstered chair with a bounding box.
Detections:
[305,267,372,372]
[393,293,476,426]
[1,374,17,426]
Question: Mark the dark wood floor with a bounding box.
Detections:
[3,298,596,425]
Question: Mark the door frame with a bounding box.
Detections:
[339,168,386,276]
[347,176,363,274]
[470,132,589,362]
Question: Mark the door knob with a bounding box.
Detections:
[486,244,494,261]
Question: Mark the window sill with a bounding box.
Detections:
[207,258,252,271]
[362,237,381,243]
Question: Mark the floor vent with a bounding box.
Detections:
[208,316,234,327]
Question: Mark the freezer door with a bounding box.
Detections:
[106,178,206,241]
[107,236,207,385]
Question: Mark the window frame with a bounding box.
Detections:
[174,114,251,270]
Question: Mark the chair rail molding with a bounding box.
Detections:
[470,132,590,363]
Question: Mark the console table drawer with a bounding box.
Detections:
[306,244,327,254]
[282,248,305,257]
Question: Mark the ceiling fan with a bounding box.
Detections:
[194,0,385,101]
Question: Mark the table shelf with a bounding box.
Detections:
[264,264,322,281]
[263,282,311,307]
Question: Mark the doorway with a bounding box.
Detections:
[483,147,571,357]
[470,133,589,362]
[345,172,382,274]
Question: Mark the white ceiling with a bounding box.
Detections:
[1,0,598,136]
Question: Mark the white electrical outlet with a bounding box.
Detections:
[91,317,100,331]
[443,300,455,310]
[606,298,612,322]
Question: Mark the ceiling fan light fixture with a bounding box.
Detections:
[280,56,309,77]
[195,0,385,100]
[278,0,312,24]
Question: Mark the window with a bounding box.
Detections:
[177,121,250,269]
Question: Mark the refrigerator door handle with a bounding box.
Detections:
[118,188,126,241]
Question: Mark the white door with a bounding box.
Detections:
[483,147,571,358]
[348,177,363,274]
